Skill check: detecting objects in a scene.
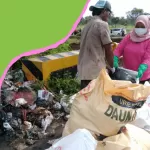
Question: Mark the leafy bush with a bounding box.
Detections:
[47,71,80,96]
[30,80,45,93]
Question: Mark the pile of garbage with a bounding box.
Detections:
[0,69,75,149]
[2,68,150,150]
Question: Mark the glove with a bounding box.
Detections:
[113,56,119,68]
[137,64,148,79]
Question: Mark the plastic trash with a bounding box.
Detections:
[11,118,22,130]
[46,129,97,150]
[144,81,150,86]
[109,67,137,83]
[12,69,25,83]
[23,81,35,87]
[3,122,14,131]
[24,121,33,130]
[119,67,138,77]
[38,90,51,101]
[15,98,27,107]
[53,102,62,111]
[60,94,76,113]
[131,80,150,132]
[41,114,54,134]
[15,86,37,105]
[29,104,37,110]
[7,112,13,120]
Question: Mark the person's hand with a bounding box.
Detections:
[113,56,119,68]
[137,64,148,79]
[137,69,143,79]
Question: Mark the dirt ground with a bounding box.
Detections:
[0,122,64,150]
[70,43,80,50]
[26,125,63,150]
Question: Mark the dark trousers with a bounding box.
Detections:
[81,80,91,90]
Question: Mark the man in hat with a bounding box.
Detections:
[78,0,114,89]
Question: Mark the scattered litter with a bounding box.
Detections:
[109,67,137,83]
[26,139,35,145]
[12,69,25,83]
[7,112,12,119]
[64,115,70,120]
[15,98,27,107]
[41,113,54,134]
[60,94,76,113]
[0,70,71,149]
[53,102,62,111]
[29,103,37,110]
[24,121,33,130]
[38,90,51,101]
[23,81,35,87]
[3,121,14,131]
[47,138,60,145]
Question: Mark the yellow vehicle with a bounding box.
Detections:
[22,42,118,81]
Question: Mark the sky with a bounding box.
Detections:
[83,0,150,18]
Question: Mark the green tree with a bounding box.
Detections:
[111,17,120,27]
[79,16,92,25]
[126,8,144,24]
[84,16,92,24]
[79,17,85,25]
[119,17,127,26]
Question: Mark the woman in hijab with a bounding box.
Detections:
[113,15,150,84]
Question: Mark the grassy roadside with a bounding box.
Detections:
[78,24,134,33]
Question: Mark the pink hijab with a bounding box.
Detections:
[130,15,150,42]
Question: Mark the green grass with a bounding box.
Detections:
[110,24,134,33]
[67,37,80,44]
[77,24,84,30]
[23,41,72,59]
